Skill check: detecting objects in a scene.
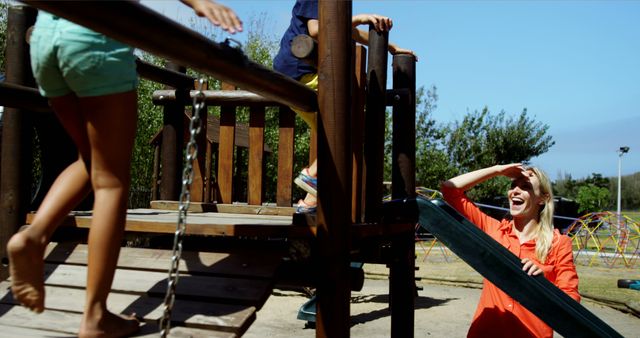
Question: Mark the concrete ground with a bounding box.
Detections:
[245,279,639,337]
[244,265,639,337]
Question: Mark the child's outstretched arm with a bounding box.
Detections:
[350,14,418,60]
[181,0,243,34]
[305,13,417,60]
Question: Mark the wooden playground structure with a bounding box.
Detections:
[0,1,418,337]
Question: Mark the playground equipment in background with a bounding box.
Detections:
[565,211,639,269]
[617,279,640,291]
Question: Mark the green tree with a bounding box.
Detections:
[445,107,554,202]
[609,172,640,211]
[129,53,165,207]
[553,172,579,198]
[413,86,456,189]
[384,85,456,191]
[584,173,609,189]
[576,184,611,214]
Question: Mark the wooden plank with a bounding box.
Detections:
[0,323,75,337]
[276,107,295,207]
[315,3,353,336]
[352,45,367,223]
[0,304,80,335]
[0,282,255,334]
[217,83,237,204]
[137,325,237,338]
[149,201,296,216]
[191,80,209,202]
[0,305,236,338]
[248,106,265,205]
[204,135,213,204]
[152,89,283,106]
[26,209,316,238]
[43,243,283,279]
[34,264,271,305]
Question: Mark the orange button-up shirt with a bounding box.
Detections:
[442,186,580,338]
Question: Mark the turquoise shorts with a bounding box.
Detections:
[30,12,137,98]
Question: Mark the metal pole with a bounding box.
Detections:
[615,146,629,250]
[616,146,629,225]
[617,154,622,220]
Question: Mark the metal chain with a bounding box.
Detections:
[159,79,206,337]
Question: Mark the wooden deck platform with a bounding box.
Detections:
[0,241,284,337]
[4,206,414,337]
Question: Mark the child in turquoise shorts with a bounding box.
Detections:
[7,1,242,337]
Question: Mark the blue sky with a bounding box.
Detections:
[142,0,639,180]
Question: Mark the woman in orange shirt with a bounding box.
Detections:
[441,163,580,338]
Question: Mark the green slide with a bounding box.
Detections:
[414,197,622,338]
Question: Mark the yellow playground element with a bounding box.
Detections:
[566,212,639,268]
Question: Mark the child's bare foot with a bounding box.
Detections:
[79,311,140,338]
[7,231,45,313]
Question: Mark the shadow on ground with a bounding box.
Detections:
[350,294,454,327]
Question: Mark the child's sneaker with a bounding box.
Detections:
[294,168,317,196]
[295,199,317,214]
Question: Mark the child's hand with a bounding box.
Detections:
[352,14,393,32]
[389,46,418,61]
[521,258,543,276]
[186,0,243,34]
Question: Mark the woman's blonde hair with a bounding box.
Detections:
[528,166,555,262]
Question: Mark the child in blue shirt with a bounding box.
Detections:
[273,0,417,213]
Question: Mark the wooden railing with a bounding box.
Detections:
[1,2,418,337]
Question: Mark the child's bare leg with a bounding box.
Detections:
[307,159,317,177]
[302,159,318,206]
[78,91,139,338]
[8,94,92,313]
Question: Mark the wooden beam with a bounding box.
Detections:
[153,89,283,106]
[0,5,36,280]
[316,1,353,337]
[248,106,265,205]
[23,0,317,112]
[363,23,389,223]
[391,55,417,200]
[276,107,295,207]
[217,83,237,203]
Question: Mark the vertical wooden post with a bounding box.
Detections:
[363,23,389,223]
[390,230,416,338]
[351,45,367,223]
[276,107,295,207]
[391,54,416,199]
[217,83,236,204]
[248,106,265,205]
[151,144,160,201]
[159,62,186,201]
[316,1,352,337]
[309,129,317,166]
[389,52,417,338]
[0,5,37,280]
[191,80,208,202]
